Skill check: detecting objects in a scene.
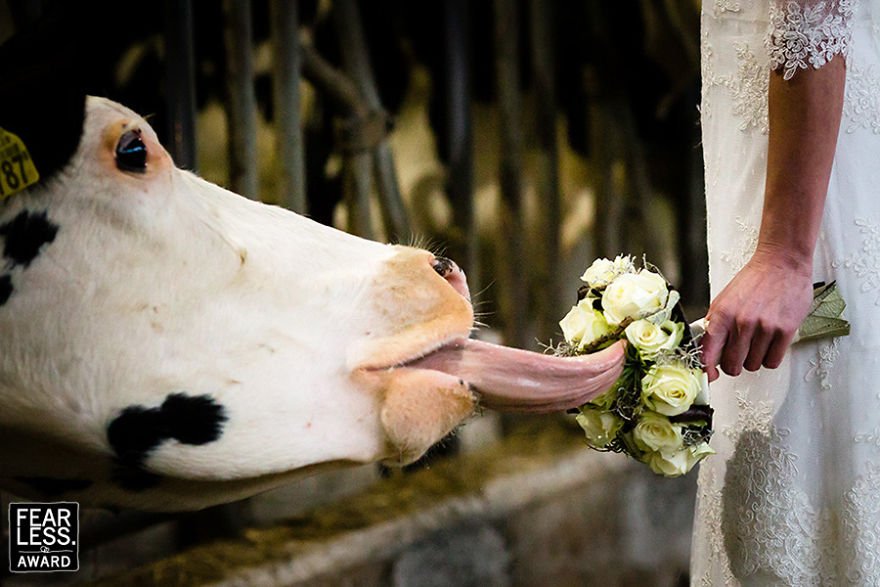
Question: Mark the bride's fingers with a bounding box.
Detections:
[705,357,720,382]
[720,319,755,377]
[700,316,728,382]
[764,332,791,369]
[744,326,774,372]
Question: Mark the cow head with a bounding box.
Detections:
[0,96,623,511]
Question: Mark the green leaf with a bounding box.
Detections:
[795,281,851,343]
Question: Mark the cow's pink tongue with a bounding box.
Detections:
[409,339,626,414]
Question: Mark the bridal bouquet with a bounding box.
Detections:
[556,256,714,478]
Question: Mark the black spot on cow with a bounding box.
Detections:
[107,404,166,467]
[0,274,12,305]
[0,210,59,268]
[161,393,228,446]
[15,476,92,496]
[106,393,228,482]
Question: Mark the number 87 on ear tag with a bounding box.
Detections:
[0,127,40,200]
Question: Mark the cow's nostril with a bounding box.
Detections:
[432,256,454,277]
[432,256,470,300]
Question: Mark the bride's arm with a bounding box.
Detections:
[700,5,850,381]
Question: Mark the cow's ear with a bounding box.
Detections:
[0,6,93,187]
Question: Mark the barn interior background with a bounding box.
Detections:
[0,0,705,585]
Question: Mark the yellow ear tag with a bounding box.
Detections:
[0,127,40,200]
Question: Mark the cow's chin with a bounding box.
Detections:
[353,337,475,466]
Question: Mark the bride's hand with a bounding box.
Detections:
[700,245,814,382]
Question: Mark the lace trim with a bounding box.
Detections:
[696,380,880,584]
[695,387,769,587]
[804,338,841,391]
[714,0,742,16]
[722,390,834,584]
[698,389,834,585]
[700,24,718,127]
[705,2,879,137]
[731,44,770,134]
[766,0,856,80]
[700,452,880,585]
[844,63,880,134]
[696,464,740,586]
[719,217,759,274]
[841,463,880,584]
[724,426,835,584]
[854,428,880,447]
[706,42,880,138]
[833,218,880,305]
[701,25,770,136]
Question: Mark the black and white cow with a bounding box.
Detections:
[0,20,624,512]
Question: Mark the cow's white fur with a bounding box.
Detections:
[0,97,475,510]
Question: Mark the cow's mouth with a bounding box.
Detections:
[395,338,626,414]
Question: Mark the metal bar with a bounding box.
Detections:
[345,152,376,238]
[329,0,374,239]
[585,3,623,259]
[300,43,375,237]
[591,100,625,258]
[529,0,561,342]
[371,140,406,240]
[163,0,197,170]
[332,0,409,241]
[493,0,529,349]
[301,43,369,118]
[443,0,478,296]
[300,43,373,237]
[331,0,381,107]
[271,0,306,213]
[223,0,259,200]
[619,103,663,259]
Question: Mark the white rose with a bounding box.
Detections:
[645,449,691,477]
[559,304,588,344]
[612,254,636,274]
[601,269,669,325]
[646,289,681,325]
[687,442,716,469]
[559,300,614,349]
[580,258,617,288]
[633,412,684,453]
[587,383,618,410]
[575,408,623,449]
[624,319,684,360]
[641,363,701,416]
[647,442,715,477]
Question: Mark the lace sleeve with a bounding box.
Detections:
[766,0,857,80]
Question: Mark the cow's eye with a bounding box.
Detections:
[115,129,147,173]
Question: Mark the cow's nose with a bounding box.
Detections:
[432,256,470,300]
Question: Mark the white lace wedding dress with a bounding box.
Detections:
[693,1,880,585]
